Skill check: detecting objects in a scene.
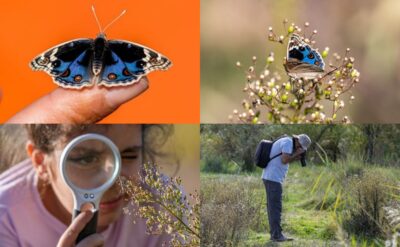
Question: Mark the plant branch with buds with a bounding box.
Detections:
[230,20,360,123]
[119,163,200,247]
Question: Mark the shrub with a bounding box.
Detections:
[201,156,229,173]
[201,175,264,246]
[343,161,364,178]
[342,170,392,238]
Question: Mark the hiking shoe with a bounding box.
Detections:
[272,235,294,242]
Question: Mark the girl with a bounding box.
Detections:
[0,124,172,247]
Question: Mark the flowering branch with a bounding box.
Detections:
[230,20,360,123]
[119,163,200,247]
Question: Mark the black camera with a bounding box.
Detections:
[292,137,307,167]
[300,151,307,167]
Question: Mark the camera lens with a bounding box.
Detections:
[300,152,307,167]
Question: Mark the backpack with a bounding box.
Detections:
[254,135,288,168]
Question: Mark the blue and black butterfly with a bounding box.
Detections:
[284,34,324,80]
[30,8,172,89]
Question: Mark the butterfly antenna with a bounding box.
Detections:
[103,9,127,33]
[91,6,103,33]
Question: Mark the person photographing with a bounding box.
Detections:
[261,134,311,242]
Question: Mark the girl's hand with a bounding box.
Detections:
[57,211,104,247]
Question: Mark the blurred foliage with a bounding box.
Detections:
[200,124,400,172]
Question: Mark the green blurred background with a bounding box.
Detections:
[201,0,400,123]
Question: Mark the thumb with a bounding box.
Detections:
[7,77,148,123]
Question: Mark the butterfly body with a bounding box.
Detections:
[284,34,324,80]
[30,33,172,89]
[92,34,107,75]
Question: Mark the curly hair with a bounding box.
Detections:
[24,124,174,162]
[0,125,29,173]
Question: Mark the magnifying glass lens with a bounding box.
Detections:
[65,139,116,190]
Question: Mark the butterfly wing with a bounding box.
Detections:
[98,40,172,87]
[30,39,94,88]
[285,34,324,79]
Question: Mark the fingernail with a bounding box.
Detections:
[105,77,149,107]
[83,210,94,220]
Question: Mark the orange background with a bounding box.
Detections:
[0,0,199,123]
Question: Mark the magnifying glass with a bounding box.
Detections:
[59,133,121,243]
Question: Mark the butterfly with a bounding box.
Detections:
[284,34,324,80]
[30,8,172,89]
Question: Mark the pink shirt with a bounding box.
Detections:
[0,160,169,247]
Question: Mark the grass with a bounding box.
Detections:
[201,163,400,247]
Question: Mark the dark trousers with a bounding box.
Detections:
[263,179,283,239]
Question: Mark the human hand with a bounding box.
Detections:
[293,147,305,158]
[6,77,149,123]
[57,211,104,247]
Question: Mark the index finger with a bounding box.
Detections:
[57,210,94,247]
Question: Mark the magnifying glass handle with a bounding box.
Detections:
[73,210,98,244]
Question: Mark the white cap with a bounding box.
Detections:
[293,134,311,150]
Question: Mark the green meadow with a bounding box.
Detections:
[201,163,400,246]
[200,125,400,247]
